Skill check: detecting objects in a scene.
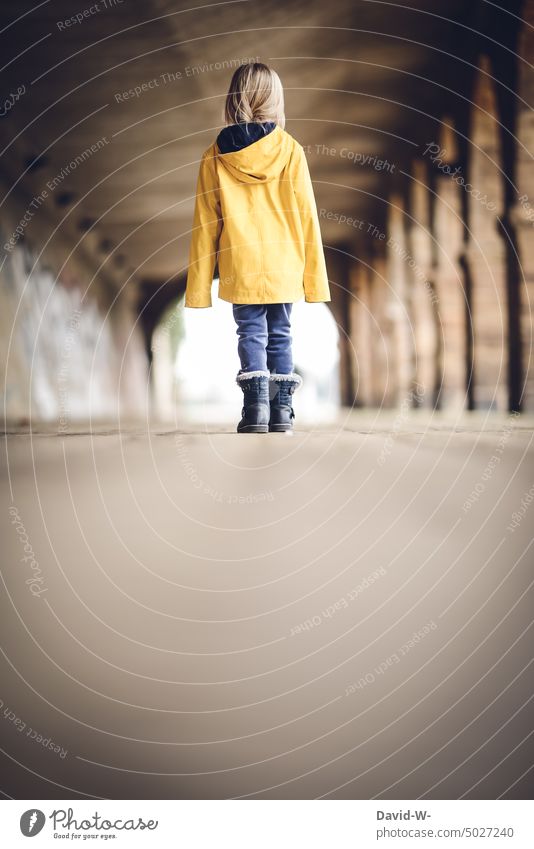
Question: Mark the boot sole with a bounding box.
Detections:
[237,425,269,433]
[269,424,294,433]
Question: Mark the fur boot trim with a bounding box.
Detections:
[236,370,270,384]
[269,372,303,389]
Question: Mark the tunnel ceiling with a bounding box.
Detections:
[1,0,477,290]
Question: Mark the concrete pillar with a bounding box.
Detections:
[386,192,417,405]
[348,258,374,407]
[408,159,439,407]
[466,56,507,410]
[326,248,357,407]
[366,247,397,408]
[431,121,467,409]
[514,1,534,411]
[111,283,150,418]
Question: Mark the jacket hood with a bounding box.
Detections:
[215,125,292,184]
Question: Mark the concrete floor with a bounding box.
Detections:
[1,411,533,799]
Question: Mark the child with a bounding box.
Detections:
[185,62,330,432]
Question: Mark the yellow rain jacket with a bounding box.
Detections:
[185,126,330,307]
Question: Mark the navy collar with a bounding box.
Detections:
[216,122,277,154]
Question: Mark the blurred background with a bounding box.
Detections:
[1,0,533,425]
[1,0,534,804]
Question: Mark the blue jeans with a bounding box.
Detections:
[233,303,293,375]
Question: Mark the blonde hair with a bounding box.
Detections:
[224,62,285,129]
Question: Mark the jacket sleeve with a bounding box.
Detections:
[292,145,331,303]
[185,151,222,308]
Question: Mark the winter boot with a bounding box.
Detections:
[236,371,270,433]
[268,373,302,432]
